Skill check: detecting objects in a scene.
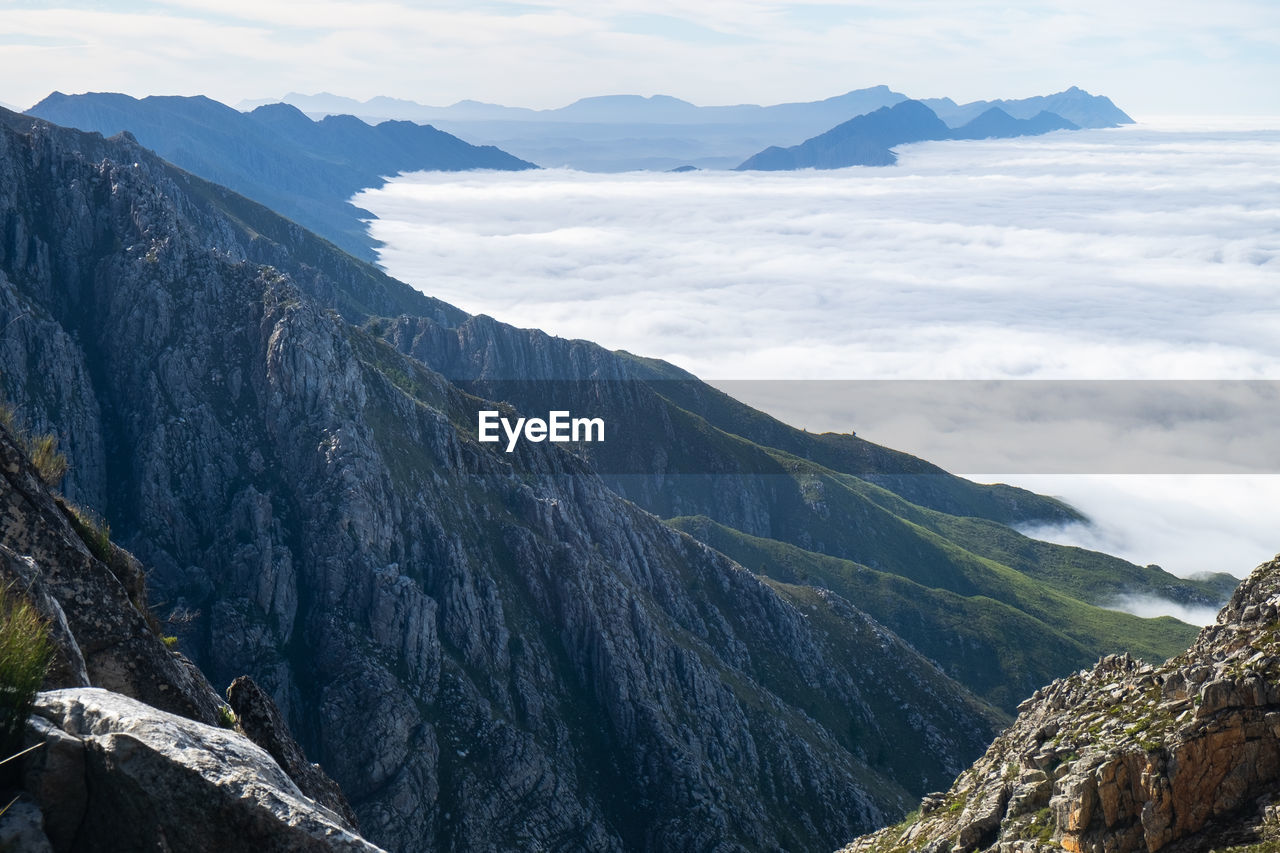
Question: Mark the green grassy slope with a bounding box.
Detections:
[670,515,1199,711]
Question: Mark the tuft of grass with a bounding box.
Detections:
[0,585,52,753]
[0,404,68,489]
[65,504,113,565]
[217,705,238,730]
[27,434,68,488]
[161,635,178,649]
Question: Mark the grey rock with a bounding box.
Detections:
[21,715,87,853]
[0,416,222,725]
[28,687,384,853]
[843,555,1280,853]
[227,675,360,829]
[0,798,54,853]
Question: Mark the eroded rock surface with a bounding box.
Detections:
[22,688,384,853]
[843,555,1280,853]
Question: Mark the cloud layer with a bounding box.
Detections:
[360,123,1280,383]
[360,123,1280,588]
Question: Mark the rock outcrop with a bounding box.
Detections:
[842,555,1280,853]
[227,675,360,829]
[21,688,383,853]
[0,416,223,725]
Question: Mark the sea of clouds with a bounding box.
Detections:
[357,119,1280,621]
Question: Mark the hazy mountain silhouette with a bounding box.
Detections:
[238,86,912,171]
[27,92,535,260]
[921,86,1133,129]
[737,100,950,169]
[949,107,1079,139]
[235,86,1127,172]
[239,86,910,128]
[738,101,1081,170]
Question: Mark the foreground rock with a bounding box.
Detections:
[20,688,384,853]
[843,555,1280,853]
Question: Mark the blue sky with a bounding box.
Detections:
[0,0,1277,114]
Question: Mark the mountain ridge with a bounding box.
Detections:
[922,85,1134,129]
[234,85,1128,171]
[25,91,536,261]
[736,100,1082,170]
[238,85,911,127]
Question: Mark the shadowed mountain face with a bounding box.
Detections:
[0,106,1226,852]
[25,92,536,262]
[737,101,1081,170]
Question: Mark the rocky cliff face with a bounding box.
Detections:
[843,554,1280,853]
[0,108,1012,851]
[380,313,1224,714]
[0,406,372,848]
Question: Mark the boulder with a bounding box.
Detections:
[23,688,384,853]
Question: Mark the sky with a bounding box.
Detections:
[0,0,1278,115]
[357,122,1280,591]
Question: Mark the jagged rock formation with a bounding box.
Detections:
[0,417,223,725]
[23,688,382,852]
[0,414,369,848]
[842,555,1280,853]
[380,315,1227,713]
[227,675,361,828]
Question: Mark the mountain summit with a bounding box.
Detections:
[738,99,951,169]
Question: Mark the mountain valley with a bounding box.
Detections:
[0,95,1253,853]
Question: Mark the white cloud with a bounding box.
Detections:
[1103,594,1223,627]
[359,123,1280,587]
[1011,475,1280,585]
[359,123,1280,383]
